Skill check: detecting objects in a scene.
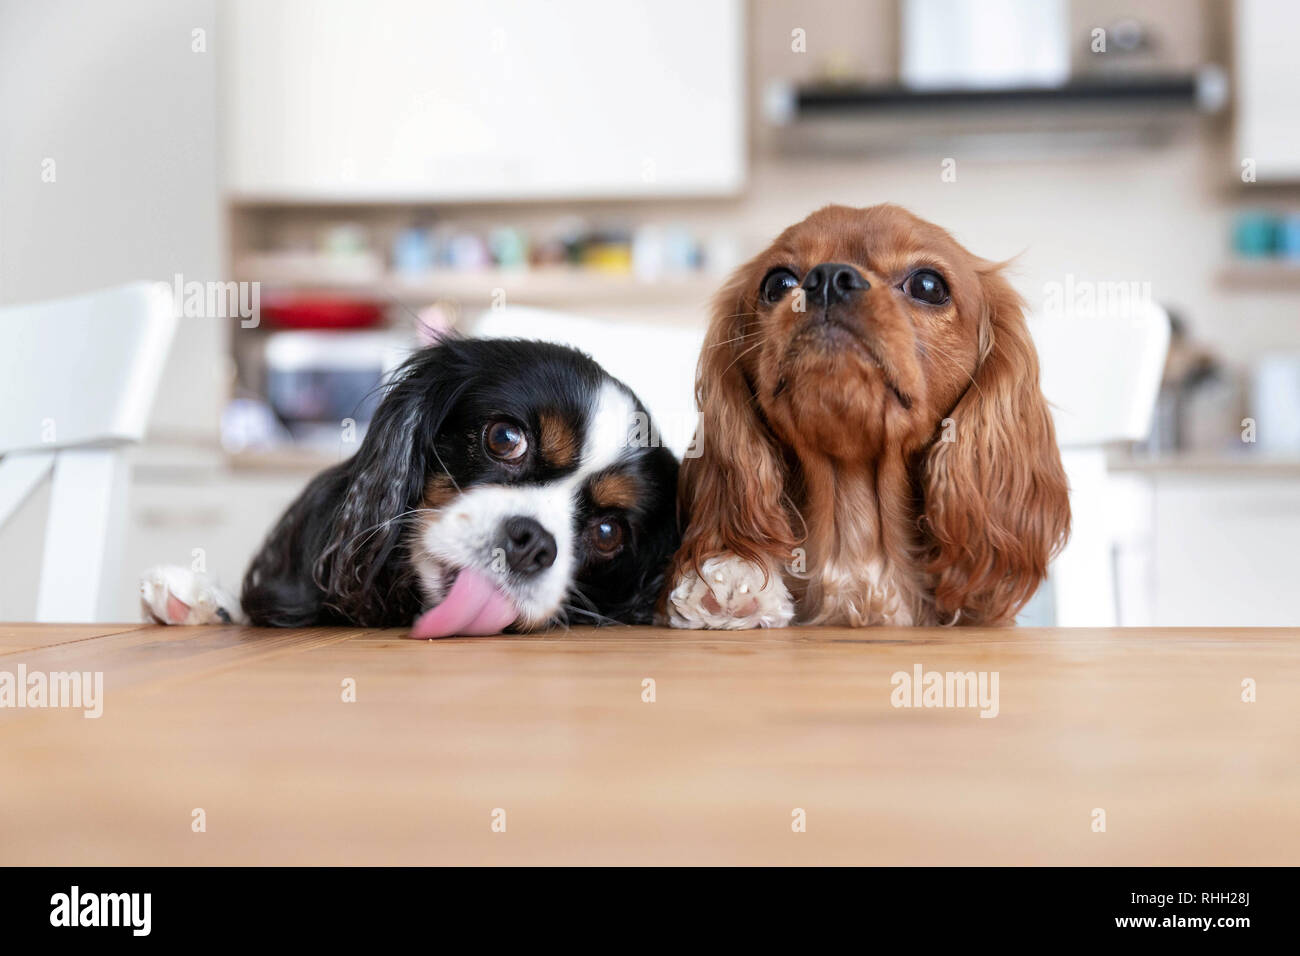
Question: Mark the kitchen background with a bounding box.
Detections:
[1,0,1297,624]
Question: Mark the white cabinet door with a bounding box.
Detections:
[1235,0,1300,181]
[1152,475,1300,626]
[116,470,315,622]
[224,0,745,201]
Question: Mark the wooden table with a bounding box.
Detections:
[1,623,1296,865]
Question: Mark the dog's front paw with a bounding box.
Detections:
[667,555,794,629]
[140,565,243,625]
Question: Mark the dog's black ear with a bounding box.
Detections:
[242,344,467,626]
[615,522,681,625]
[240,466,350,627]
[579,444,681,626]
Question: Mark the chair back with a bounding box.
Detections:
[0,282,177,454]
[1029,301,1171,448]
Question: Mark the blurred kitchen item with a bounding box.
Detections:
[262,296,385,330]
[392,225,436,274]
[428,224,457,268]
[220,397,291,453]
[632,225,666,281]
[901,0,1068,90]
[1180,376,1242,454]
[635,225,703,279]
[1079,18,1162,78]
[1106,19,1151,54]
[488,227,529,269]
[415,302,457,345]
[580,231,633,273]
[1232,211,1280,258]
[663,227,702,273]
[703,232,740,276]
[263,331,410,448]
[1251,354,1300,456]
[322,222,370,256]
[530,233,570,268]
[1145,310,1223,455]
[446,230,491,270]
[1278,215,1300,260]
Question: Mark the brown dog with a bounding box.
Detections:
[666,204,1069,628]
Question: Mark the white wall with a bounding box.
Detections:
[0,0,226,441]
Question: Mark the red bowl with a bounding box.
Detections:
[263,298,385,330]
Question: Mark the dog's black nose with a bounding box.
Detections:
[802,262,869,306]
[500,516,557,576]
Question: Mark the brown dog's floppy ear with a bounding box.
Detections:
[920,265,1070,625]
[673,265,798,579]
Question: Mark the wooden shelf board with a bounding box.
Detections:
[1217,262,1300,290]
[237,262,720,306]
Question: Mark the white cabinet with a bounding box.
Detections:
[1235,0,1300,181]
[1148,472,1300,626]
[114,467,315,622]
[223,0,745,201]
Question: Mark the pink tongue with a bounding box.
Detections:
[408,568,518,639]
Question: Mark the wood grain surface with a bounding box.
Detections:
[0,623,1295,865]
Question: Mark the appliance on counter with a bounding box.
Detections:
[1143,309,1235,456]
[1144,315,1300,460]
[1251,355,1300,456]
[261,330,411,452]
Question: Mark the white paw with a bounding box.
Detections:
[667,555,794,630]
[139,565,243,625]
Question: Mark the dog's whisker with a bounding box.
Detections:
[563,585,622,627]
[565,585,604,616]
[719,340,765,379]
[343,507,436,554]
[918,339,985,399]
[707,329,762,350]
[562,604,620,627]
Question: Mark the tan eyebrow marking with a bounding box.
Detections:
[590,471,640,511]
[538,411,579,468]
[422,474,459,510]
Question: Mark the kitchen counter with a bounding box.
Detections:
[1109,451,1300,475]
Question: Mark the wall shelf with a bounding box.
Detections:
[238,258,720,309]
[1217,262,1300,291]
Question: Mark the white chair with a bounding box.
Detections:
[0,283,177,621]
[1029,302,1171,626]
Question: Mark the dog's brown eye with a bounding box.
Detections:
[905,269,949,305]
[588,516,625,557]
[484,420,528,462]
[760,268,799,304]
